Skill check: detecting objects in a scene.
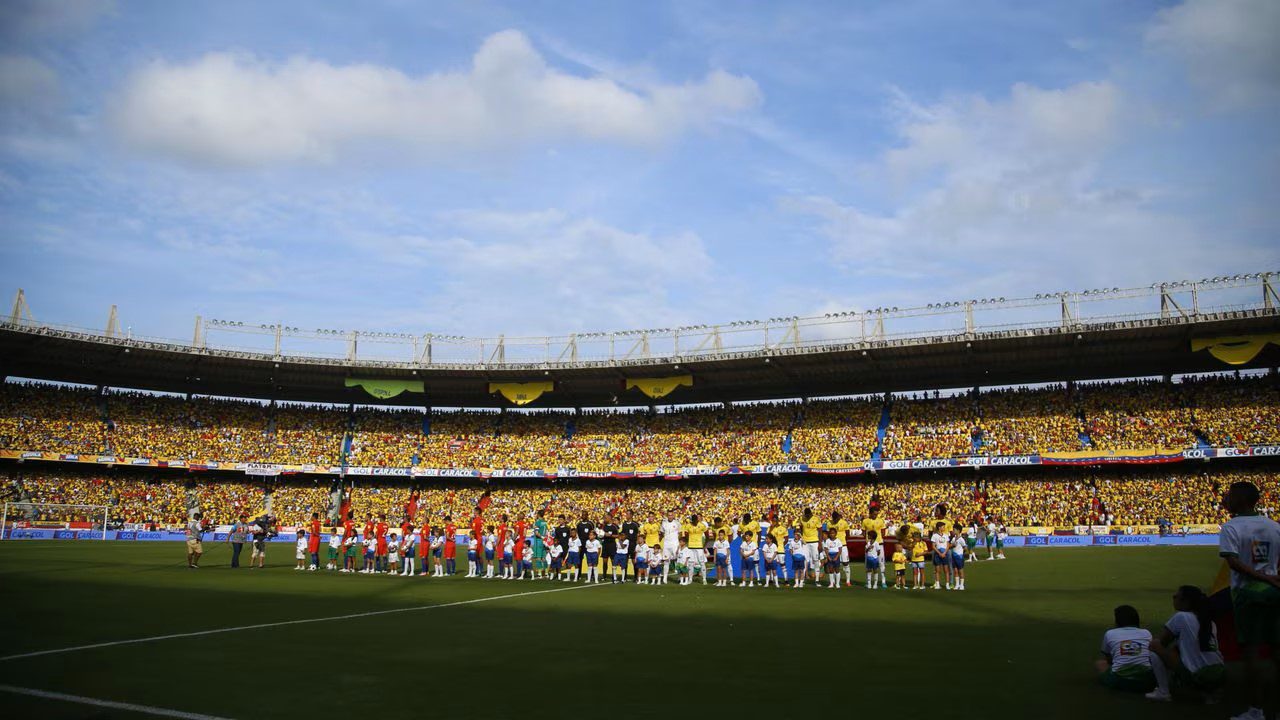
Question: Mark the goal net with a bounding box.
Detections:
[2,502,111,540]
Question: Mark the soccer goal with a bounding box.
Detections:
[1,502,111,540]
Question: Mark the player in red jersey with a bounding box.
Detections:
[307,513,322,570]
[496,514,510,567]
[375,514,389,573]
[512,516,527,566]
[443,517,457,575]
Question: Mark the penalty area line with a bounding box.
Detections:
[0,684,234,720]
[0,582,604,663]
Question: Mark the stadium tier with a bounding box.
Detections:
[1,375,1278,476]
[3,464,1272,531]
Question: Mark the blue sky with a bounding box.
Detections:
[0,0,1276,345]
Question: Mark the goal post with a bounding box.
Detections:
[2,502,111,540]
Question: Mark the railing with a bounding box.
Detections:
[5,273,1278,369]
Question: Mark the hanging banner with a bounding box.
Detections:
[344,378,425,400]
[1190,333,1280,365]
[625,374,693,399]
[488,381,553,406]
[244,463,283,476]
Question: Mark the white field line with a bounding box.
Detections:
[0,684,235,720]
[0,583,603,662]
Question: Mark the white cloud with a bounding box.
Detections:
[360,209,716,334]
[1146,0,1280,108]
[109,30,762,168]
[785,80,1270,300]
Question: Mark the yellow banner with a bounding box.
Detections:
[1191,333,1280,365]
[625,374,693,399]
[344,378,425,399]
[488,381,553,406]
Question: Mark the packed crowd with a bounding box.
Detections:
[1,374,1277,468]
[8,471,187,525]
[7,467,1272,530]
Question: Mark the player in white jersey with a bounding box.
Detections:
[712,534,731,587]
[483,532,497,578]
[565,532,583,582]
[634,542,649,584]
[547,541,564,579]
[399,528,418,576]
[294,531,308,570]
[1218,481,1280,720]
[761,537,780,587]
[984,520,998,560]
[864,531,885,589]
[788,536,808,588]
[502,536,516,579]
[326,528,343,570]
[965,523,979,562]
[341,532,358,572]
[584,534,602,584]
[1096,604,1155,693]
[466,533,480,577]
[612,538,630,584]
[661,513,682,579]
[739,534,759,587]
[1145,584,1225,703]
[822,532,842,588]
[949,527,966,590]
[520,542,533,579]
[386,534,400,575]
[431,532,445,576]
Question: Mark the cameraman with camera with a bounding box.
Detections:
[249,513,276,568]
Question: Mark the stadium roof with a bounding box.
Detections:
[3,276,1279,407]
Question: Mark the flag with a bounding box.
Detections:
[477,490,492,512]
[405,491,419,520]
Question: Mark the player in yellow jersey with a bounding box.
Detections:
[891,546,907,589]
[682,514,709,585]
[861,506,886,551]
[641,516,661,549]
[830,511,852,586]
[797,508,822,583]
[769,522,789,582]
[909,536,928,590]
[932,503,953,535]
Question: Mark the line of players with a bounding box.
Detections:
[291,505,1008,590]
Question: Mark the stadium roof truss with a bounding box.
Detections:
[2,274,1279,407]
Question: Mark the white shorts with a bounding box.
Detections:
[685,550,705,567]
[663,543,679,561]
[805,542,820,568]
[839,546,850,563]
[296,550,305,560]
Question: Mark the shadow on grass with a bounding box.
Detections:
[1,578,1244,720]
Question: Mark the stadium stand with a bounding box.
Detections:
[5,465,1272,530]
[3,376,1280,469]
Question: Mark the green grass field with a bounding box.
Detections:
[0,542,1242,719]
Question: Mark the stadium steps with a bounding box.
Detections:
[1193,430,1213,449]
[873,403,891,461]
